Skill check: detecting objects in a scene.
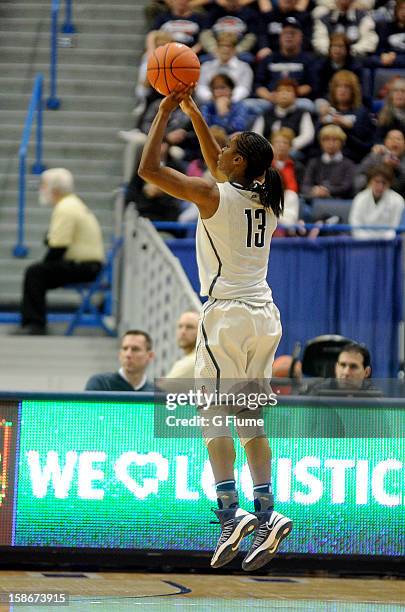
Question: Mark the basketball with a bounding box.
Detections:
[147,42,200,96]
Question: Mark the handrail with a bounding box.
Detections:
[14,74,46,258]
[62,0,76,34]
[47,1,76,109]
[47,0,61,110]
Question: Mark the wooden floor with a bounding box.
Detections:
[0,572,403,611]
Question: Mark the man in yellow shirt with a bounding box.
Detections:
[165,311,199,379]
[15,168,104,335]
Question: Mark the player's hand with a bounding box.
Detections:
[179,86,199,117]
[159,84,188,114]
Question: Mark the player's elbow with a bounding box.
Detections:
[138,163,149,180]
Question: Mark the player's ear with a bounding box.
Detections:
[233,153,245,167]
[364,366,371,378]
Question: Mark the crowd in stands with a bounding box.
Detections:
[120,0,405,236]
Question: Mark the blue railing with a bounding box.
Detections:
[47,0,76,110]
[14,74,46,258]
[152,221,405,236]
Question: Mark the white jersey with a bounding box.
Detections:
[196,181,277,305]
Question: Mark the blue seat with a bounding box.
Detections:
[311,198,352,224]
[63,237,123,336]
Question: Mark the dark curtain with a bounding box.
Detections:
[167,237,403,377]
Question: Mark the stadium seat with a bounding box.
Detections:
[302,334,353,378]
[311,198,352,223]
[63,237,123,336]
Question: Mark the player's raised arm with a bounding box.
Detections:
[179,94,227,182]
[138,87,219,217]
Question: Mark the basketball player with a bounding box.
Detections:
[138,84,292,572]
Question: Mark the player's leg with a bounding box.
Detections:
[242,435,292,571]
[241,301,292,571]
[195,299,258,568]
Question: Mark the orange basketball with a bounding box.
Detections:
[147,42,200,96]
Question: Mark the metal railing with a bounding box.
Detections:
[14,74,46,258]
[47,0,76,110]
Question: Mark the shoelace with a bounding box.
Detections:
[218,519,235,545]
[251,521,271,550]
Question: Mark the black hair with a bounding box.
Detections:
[338,342,371,369]
[235,131,284,217]
[210,73,235,91]
[121,329,153,351]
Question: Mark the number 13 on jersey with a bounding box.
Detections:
[244,208,266,248]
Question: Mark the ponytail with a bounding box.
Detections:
[259,167,284,217]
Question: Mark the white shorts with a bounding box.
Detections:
[195,298,282,445]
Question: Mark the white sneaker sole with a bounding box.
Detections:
[242,515,293,572]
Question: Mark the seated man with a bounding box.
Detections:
[15,168,104,335]
[255,18,315,106]
[301,125,356,200]
[165,310,199,379]
[85,330,155,391]
[253,78,315,155]
[308,342,380,395]
[195,35,254,103]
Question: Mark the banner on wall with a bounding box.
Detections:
[6,397,403,557]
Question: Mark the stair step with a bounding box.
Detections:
[0,61,138,80]
[0,140,123,160]
[0,109,133,129]
[0,77,134,97]
[0,46,140,65]
[0,4,145,20]
[0,31,145,49]
[0,206,113,225]
[1,172,124,192]
[0,18,144,35]
[0,92,133,112]
[2,124,122,144]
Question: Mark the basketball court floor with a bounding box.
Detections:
[0,572,403,611]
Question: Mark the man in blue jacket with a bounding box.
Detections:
[85,330,155,391]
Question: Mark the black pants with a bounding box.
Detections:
[21,260,102,327]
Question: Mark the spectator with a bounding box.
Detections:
[125,142,183,220]
[255,17,315,105]
[317,70,374,161]
[301,125,356,199]
[315,32,364,99]
[254,78,315,154]
[271,128,306,230]
[200,74,253,133]
[119,95,197,182]
[165,311,199,378]
[349,164,404,239]
[375,0,405,67]
[199,0,262,58]
[376,77,405,140]
[85,330,155,391]
[355,129,405,194]
[260,0,313,55]
[195,35,254,103]
[14,169,104,336]
[312,0,379,57]
[146,0,205,55]
[309,342,379,394]
[271,127,303,191]
[134,31,173,108]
